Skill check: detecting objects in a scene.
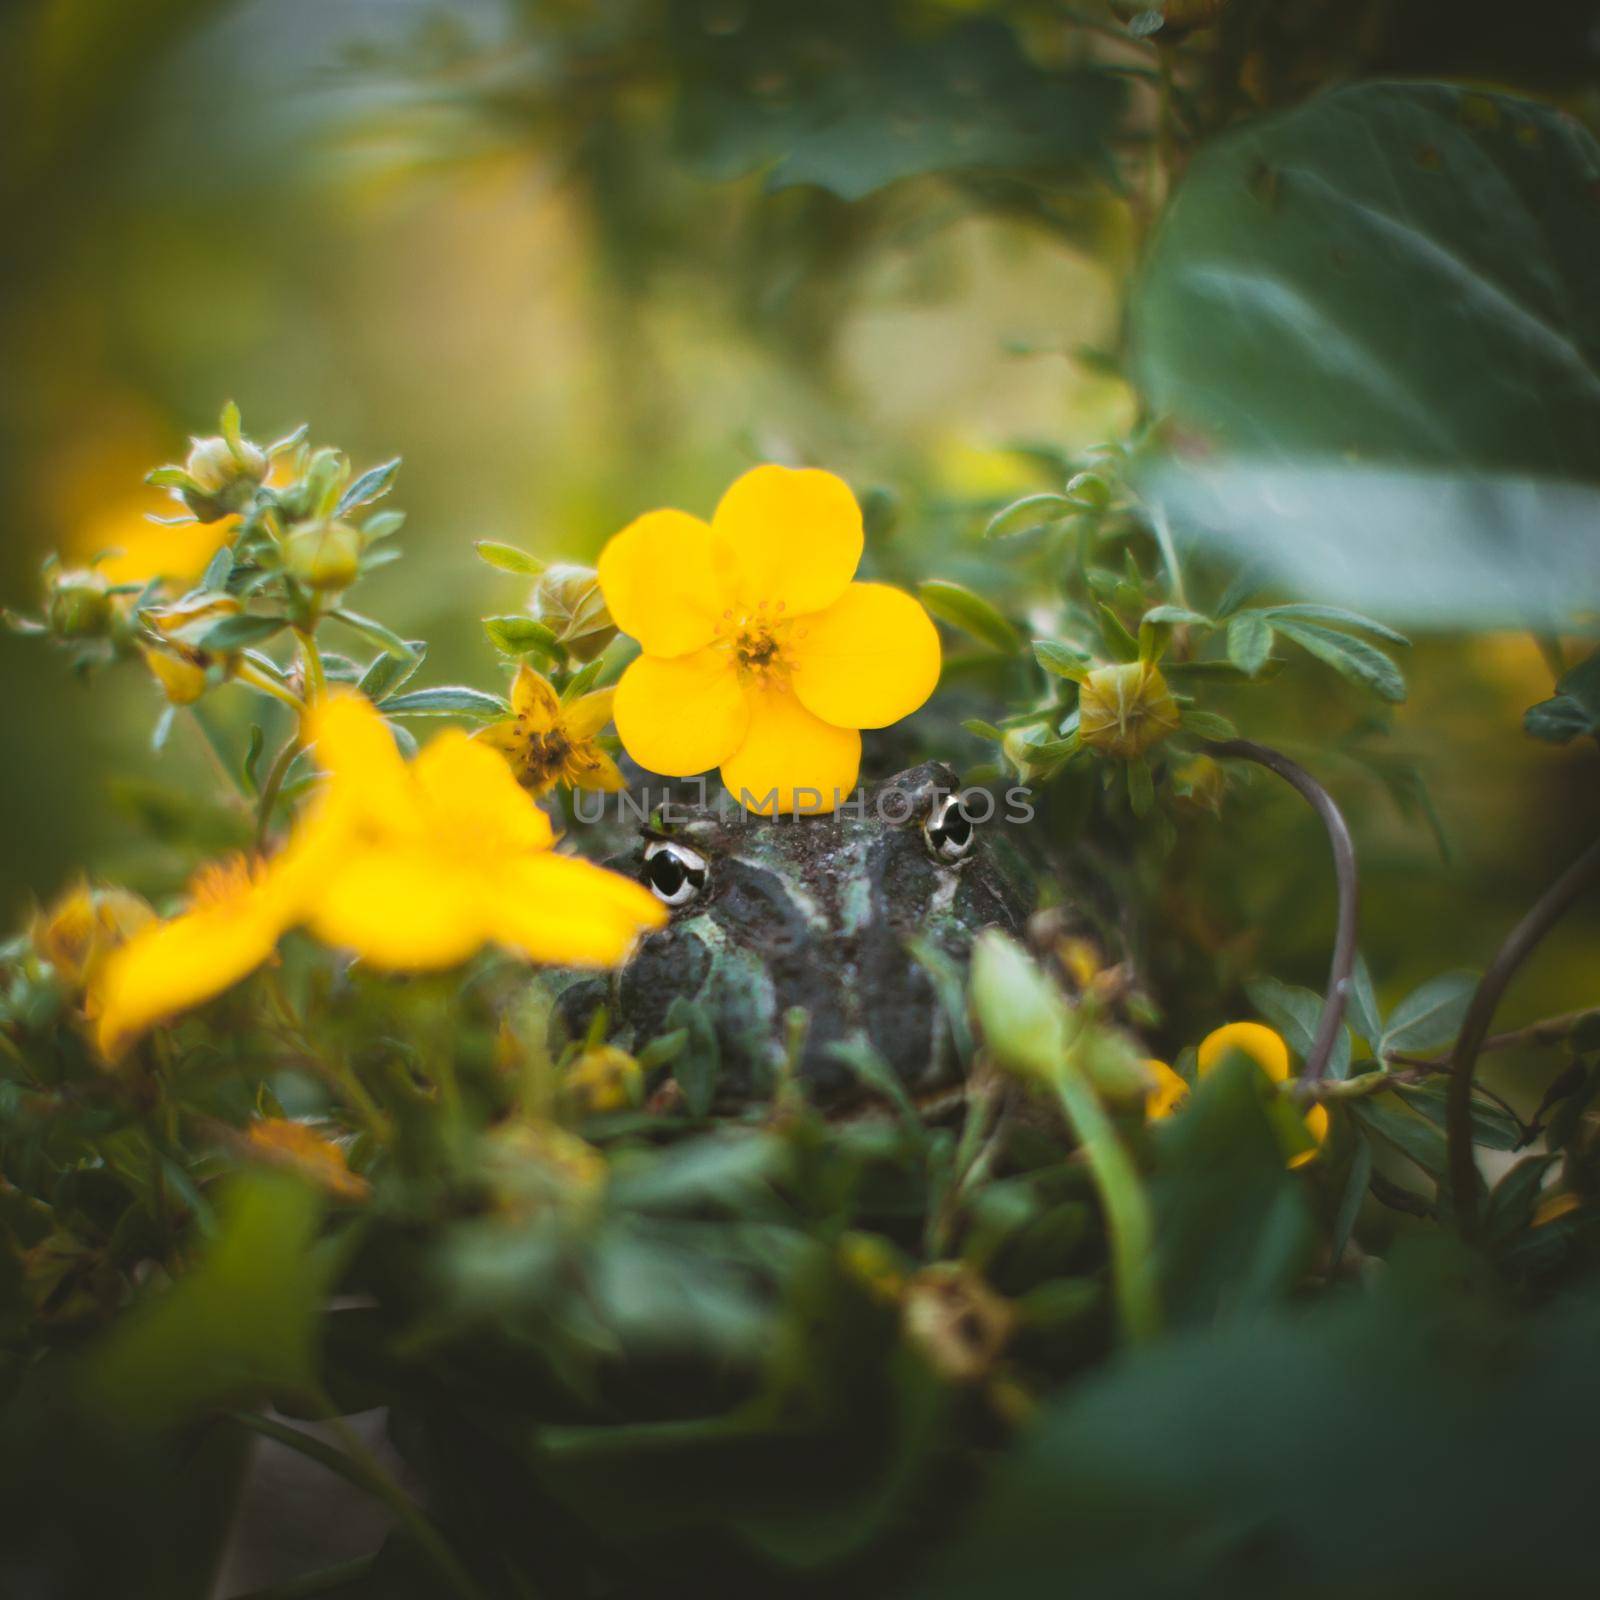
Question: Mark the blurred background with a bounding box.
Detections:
[2,0,1597,1065]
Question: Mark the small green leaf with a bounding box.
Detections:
[1392,1082,1523,1151]
[198,614,286,652]
[918,580,1022,655]
[1348,953,1383,1047]
[361,510,406,542]
[358,640,427,702]
[201,545,234,593]
[1245,975,1351,1079]
[336,457,400,515]
[1273,620,1406,703]
[266,423,309,458]
[961,718,1004,741]
[1226,612,1272,677]
[1256,604,1410,647]
[484,615,562,659]
[1142,605,1213,627]
[242,724,265,794]
[1349,1094,1448,1179]
[1032,639,1089,679]
[1178,708,1237,740]
[1096,603,1139,663]
[665,998,719,1117]
[331,608,415,660]
[475,540,545,577]
[380,686,507,720]
[984,493,1075,540]
[1127,756,1154,817]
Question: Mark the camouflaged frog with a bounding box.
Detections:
[556,764,1034,1111]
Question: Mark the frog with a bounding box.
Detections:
[553,763,1035,1112]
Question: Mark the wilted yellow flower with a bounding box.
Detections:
[1143,1058,1189,1120]
[32,881,155,998]
[903,1263,1015,1384]
[562,1044,641,1114]
[476,665,625,797]
[1077,661,1180,760]
[1197,1021,1328,1167]
[483,1119,607,1219]
[94,693,667,1056]
[599,465,940,814]
[245,1118,369,1200]
[141,645,209,705]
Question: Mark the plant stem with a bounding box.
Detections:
[254,735,301,851]
[230,1409,486,1600]
[295,626,327,703]
[1052,1055,1159,1344]
[1446,836,1600,1238]
[1206,740,1359,1085]
[237,660,308,717]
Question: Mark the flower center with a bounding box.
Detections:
[714,601,807,688]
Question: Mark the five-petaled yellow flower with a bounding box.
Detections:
[476,665,626,797]
[95,692,666,1057]
[598,464,941,814]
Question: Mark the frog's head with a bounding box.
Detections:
[562,764,1030,1111]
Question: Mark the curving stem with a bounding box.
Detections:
[1446,836,1600,1238]
[1205,739,1360,1086]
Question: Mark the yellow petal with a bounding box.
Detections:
[95,896,286,1058]
[597,509,729,658]
[720,686,860,815]
[565,745,628,793]
[790,581,941,730]
[490,854,667,966]
[309,692,415,828]
[412,731,555,854]
[510,665,561,732]
[1197,1022,1291,1083]
[613,650,749,776]
[1144,1059,1189,1120]
[308,846,490,970]
[711,465,862,616]
[562,686,615,742]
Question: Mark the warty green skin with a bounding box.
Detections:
[557,764,1033,1111]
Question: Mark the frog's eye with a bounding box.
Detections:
[642,840,708,907]
[924,794,977,863]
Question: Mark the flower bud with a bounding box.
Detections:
[531,564,617,662]
[562,1044,641,1115]
[46,568,112,639]
[1064,470,1112,510]
[285,519,362,592]
[1077,661,1180,760]
[182,434,267,521]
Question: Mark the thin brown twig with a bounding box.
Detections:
[1206,739,1359,1086]
[1447,837,1600,1238]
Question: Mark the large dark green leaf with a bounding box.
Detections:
[1133,82,1600,624]
[679,19,1124,200]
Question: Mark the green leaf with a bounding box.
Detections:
[1379,970,1479,1058]
[1142,604,1212,627]
[1349,953,1384,1047]
[484,615,562,659]
[1246,975,1351,1079]
[1256,604,1410,647]
[358,640,426,703]
[475,540,544,576]
[361,510,406,542]
[380,686,506,720]
[1133,82,1600,625]
[201,544,233,594]
[335,457,400,515]
[1031,639,1088,679]
[1095,603,1139,663]
[1225,611,1272,677]
[918,579,1021,655]
[1524,648,1600,744]
[1126,756,1154,817]
[684,21,1124,201]
[984,492,1075,540]
[198,614,286,653]
[331,608,415,660]
[1274,619,1405,703]
[665,997,720,1118]
[1348,1093,1448,1179]
[1177,707,1237,740]
[1392,1081,1523,1152]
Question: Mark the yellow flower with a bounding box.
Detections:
[32,881,155,997]
[95,693,666,1056]
[1077,661,1180,760]
[1196,1021,1329,1168]
[245,1118,369,1200]
[598,464,941,815]
[562,1044,641,1114]
[476,665,625,797]
[1143,1058,1190,1120]
[79,498,234,588]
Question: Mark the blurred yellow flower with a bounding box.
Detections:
[95,693,666,1056]
[245,1117,369,1200]
[1197,1021,1328,1167]
[32,881,155,999]
[1143,1058,1189,1120]
[562,1043,641,1114]
[598,464,941,814]
[476,664,625,796]
[81,500,234,588]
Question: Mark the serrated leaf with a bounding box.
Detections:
[1226,612,1272,676]
[1379,970,1479,1058]
[918,580,1021,655]
[336,457,400,515]
[475,540,545,577]
[1274,620,1406,703]
[380,686,507,720]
